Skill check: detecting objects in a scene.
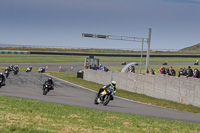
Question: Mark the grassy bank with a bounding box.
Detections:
[0,96,200,133]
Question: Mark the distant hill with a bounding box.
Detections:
[179,43,200,52]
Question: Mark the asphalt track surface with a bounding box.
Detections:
[1,71,200,124]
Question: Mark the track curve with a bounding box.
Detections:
[1,71,200,124]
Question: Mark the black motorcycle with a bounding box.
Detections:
[43,82,52,95]
[13,68,19,75]
[94,87,114,106]
[0,78,4,88]
[4,70,10,78]
[38,67,45,73]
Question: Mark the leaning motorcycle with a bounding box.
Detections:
[43,83,52,95]
[4,70,9,78]
[0,78,4,88]
[13,68,19,75]
[38,67,45,73]
[94,87,114,106]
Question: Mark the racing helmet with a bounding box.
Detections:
[48,77,52,81]
[111,81,116,87]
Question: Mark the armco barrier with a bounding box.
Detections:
[0,51,30,54]
[84,69,200,107]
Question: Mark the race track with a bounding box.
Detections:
[1,71,200,124]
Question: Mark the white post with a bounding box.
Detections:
[140,38,144,73]
[146,28,151,73]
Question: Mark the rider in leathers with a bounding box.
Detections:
[97,81,116,102]
[43,77,54,90]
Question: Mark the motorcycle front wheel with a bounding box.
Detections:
[43,88,49,95]
[103,95,110,106]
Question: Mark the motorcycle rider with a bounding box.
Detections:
[5,67,11,72]
[96,81,116,103]
[13,65,19,73]
[43,77,54,90]
[0,72,6,86]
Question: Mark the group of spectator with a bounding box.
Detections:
[158,65,200,78]
[126,65,135,73]
[159,66,176,76]
[178,66,200,78]
[86,61,110,72]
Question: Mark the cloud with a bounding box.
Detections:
[162,0,200,4]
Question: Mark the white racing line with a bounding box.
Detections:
[44,73,165,109]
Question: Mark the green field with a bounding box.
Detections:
[0,54,199,63]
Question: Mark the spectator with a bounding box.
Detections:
[165,68,169,75]
[193,69,197,78]
[100,64,104,71]
[178,68,184,77]
[160,66,166,74]
[126,67,131,73]
[186,66,193,77]
[196,69,200,78]
[151,69,156,75]
[86,61,89,69]
[182,67,187,76]
[104,67,109,72]
[146,67,149,74]
[131,65,135,73]
[193,68,200,78]
[168,66,176,76]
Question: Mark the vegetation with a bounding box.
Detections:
[179,43,200,52]
[1,46,200,55]
[0,96,200,133]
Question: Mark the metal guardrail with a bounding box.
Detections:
[0,51,30,54]
[30,51,200,57]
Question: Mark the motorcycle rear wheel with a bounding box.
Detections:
[94,97,99,105]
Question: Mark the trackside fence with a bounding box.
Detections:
[0,51,30,54]
[84,69,200,108]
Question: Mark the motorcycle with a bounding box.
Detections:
[38,67,45,73]
[43,82,52,95]
[0,78,4,88]
[94,87,114,106]
[4,70,10,78]
[26,67,32,72]
[13,68,19,75]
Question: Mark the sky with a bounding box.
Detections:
[0,0,200,51]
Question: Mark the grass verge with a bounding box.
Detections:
[0,96,200,133]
